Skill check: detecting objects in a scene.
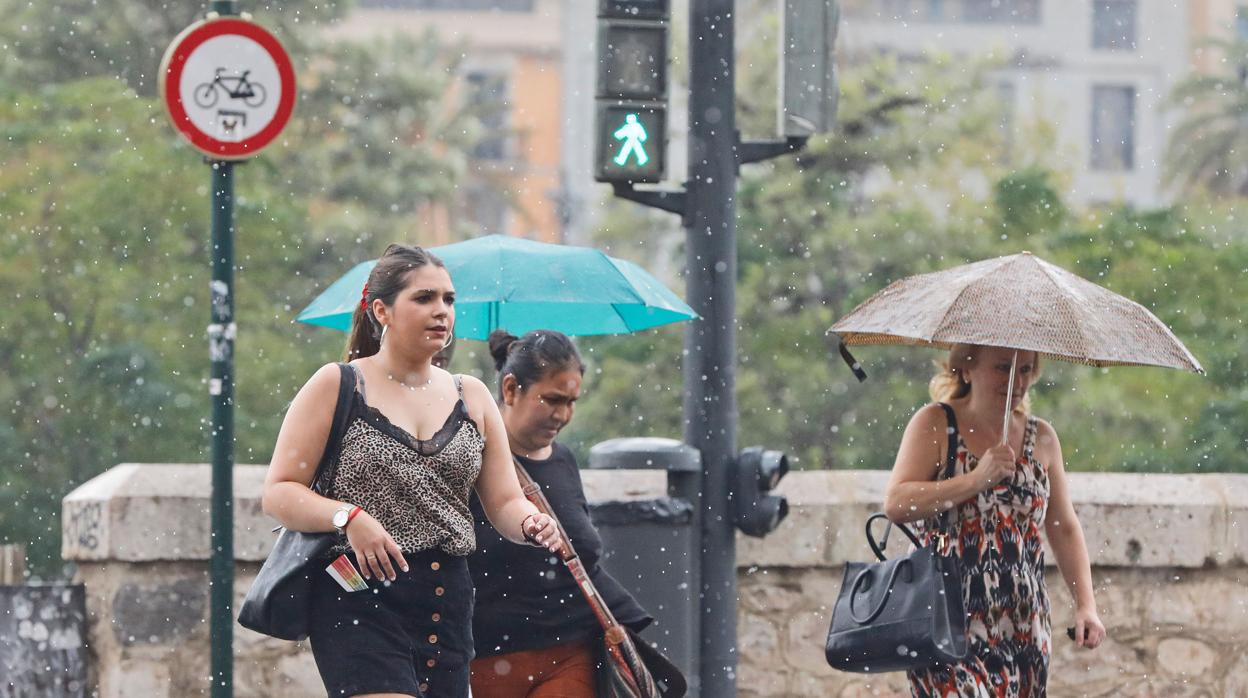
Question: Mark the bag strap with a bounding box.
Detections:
[511,458,614,630]
[512,457,658,697]
[309,363,357,496]
[866,403,961,558]
[511,458,584,565]
[933,402,960,536]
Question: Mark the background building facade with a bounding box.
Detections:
[840,0,1239,207]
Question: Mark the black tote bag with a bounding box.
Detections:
[238,363,356,641]
[824,403,969,673]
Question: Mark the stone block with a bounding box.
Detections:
[1050,635,1147,690]
[784,608,837,675]
[63,464,273,562]
[737,611,783,694]
[580,470,666,502]
[1220,475,1248,566]
[1222,650,1248,697]
[1143,574,1248,640]
[835,679,910,697]
[1069,474,1222,568]
[739,577,806,614]
[1156,637,1218,677]
[738,503,832,567]
[111,576,206,647]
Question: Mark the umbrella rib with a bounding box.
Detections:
[1033,261,1098,362]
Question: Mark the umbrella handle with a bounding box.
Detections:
[1002,350,1017,446]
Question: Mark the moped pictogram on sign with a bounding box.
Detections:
[160,16,295,159]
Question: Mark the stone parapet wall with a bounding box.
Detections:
[62,465,1248,697]
[737,471,1248,697]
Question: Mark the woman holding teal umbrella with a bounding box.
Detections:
[262,244,562,697]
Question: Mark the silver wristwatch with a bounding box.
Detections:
[331,504,353,534]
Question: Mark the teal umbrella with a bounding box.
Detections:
[296,234,698,339]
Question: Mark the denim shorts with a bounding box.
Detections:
[308,549,474,697]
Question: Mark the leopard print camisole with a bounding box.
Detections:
[329,364,485,556]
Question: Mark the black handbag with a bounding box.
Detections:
[594,627,688,698]
[238,363,356,641]
[824,403,969,673]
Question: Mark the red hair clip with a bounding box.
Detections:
[360,282,369,310]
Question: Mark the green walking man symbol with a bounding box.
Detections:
[612,113,650,167]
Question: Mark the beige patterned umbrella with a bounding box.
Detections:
[831,252,1203,372]
[829,252,1203,438]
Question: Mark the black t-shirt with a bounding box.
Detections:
[468,443,652,657]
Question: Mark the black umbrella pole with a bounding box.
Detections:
[684,0,740,694]
[209,158,236,698]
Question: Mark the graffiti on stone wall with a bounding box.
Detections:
[64,501,102,553]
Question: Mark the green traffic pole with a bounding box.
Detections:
[208,159,236,698]
[208,5,237,698]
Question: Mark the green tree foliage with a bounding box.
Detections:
[0,0,347,95]
[1164,37,1248,196]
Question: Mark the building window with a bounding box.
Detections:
[465,71,509,161]
[1092,0,1137,50]
[1090,85,1135,171]
[464,185,508,234]
[960,0,1040,23]
[994,80,1016,158]
[861,0,1039,24]
[359,0,535,10]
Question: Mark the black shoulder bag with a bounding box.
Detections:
[238,362,356,641]
[824,402,969,673]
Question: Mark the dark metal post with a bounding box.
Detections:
[684,0,739,694]
[209,158,235,698]
[208,5,238,693]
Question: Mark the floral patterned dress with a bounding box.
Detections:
[908,405,1052,698]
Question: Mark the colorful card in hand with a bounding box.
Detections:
[325,554,368,592]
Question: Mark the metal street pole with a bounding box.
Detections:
[684,0,739,694]
[208,160,236,697]
[208,6,238,698]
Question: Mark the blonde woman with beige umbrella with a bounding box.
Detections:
[830,252,1203,697]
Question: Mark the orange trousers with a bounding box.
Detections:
[469,639,596,698]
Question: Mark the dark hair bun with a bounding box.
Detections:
[487,330,519,371]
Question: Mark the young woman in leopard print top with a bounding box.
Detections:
[262,244,562,698]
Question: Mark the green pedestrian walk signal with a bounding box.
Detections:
[595,103,665,183]
[594,0,668,183]
[612,113,649,166]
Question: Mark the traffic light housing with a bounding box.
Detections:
[594,0,669,183]
[731,446,790,537]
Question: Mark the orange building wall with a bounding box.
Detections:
[507,53,564,243]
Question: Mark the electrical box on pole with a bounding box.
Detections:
[779,0,839,137]
[594,0,670,183]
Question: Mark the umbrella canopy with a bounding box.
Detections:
[830,251,1203,373]
[296,234,698,339]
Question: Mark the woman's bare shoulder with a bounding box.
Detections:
[908,402,951,432]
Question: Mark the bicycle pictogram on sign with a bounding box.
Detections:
[194,68,267,109]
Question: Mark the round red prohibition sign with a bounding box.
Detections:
[159,17,296,160]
